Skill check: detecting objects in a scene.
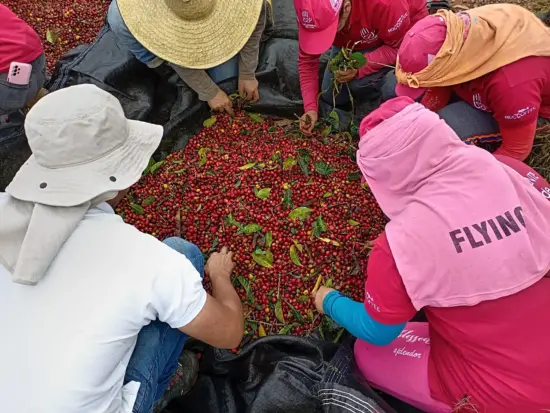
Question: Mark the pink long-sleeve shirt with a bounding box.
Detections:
[298,0,428,112]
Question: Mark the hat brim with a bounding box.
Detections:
[117,0,264,69]
[395,83,426,101]
[6,120,163,207]
[298,17,338,55]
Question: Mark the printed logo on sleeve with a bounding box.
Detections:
[472,93,488,111]
[360,27,378,43]
[388,12,409,33]
[504,106,537,120]
[365,291,381,312]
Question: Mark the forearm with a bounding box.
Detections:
[323,291,405,345]
[211,272,243,320]
[421,87,452,112]
[494,121,537,161]
[358,45,398,78]
[170,64,220,101]
[239,1,267,80]
[298,49,321,112]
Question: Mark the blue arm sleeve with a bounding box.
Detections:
[323,290,406,346]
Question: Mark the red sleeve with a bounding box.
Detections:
[420,87,452,112]
[493,121,537,161]
[298,48,321,113]
[364,232,417,324]
[358,0,411,78]
[487,77,542,160]
[494,154,550,200]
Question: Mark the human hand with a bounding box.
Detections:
[313,286,336,314]
[238,78,260,103]
[205,246,235,279]
[299,110,318,135]
[335,67,357,83]
[208,90,235,116]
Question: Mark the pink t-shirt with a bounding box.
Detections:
[0,4,44,73]
[365,230,550,411]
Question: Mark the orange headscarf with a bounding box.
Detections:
[396,4,550,88]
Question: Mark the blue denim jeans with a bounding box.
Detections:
[107,0,238,83]
[320,47,389,108]
[124,237,204,413]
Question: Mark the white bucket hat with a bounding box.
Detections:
[6,84,163,207]
[1,85,163,286]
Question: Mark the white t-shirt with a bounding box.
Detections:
[0,196,207,413]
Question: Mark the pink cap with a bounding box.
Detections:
[294,0,343,55]
[360,96,415,136]
[395,15,447,100]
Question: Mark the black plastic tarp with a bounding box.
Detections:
[169,336,398,413]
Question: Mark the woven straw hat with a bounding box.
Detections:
[117,0,264,69]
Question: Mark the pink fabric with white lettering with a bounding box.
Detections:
[354,323,451,413]
[356,99,550,309]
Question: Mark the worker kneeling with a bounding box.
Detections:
[382,4,550,161]
[313,96,550,412]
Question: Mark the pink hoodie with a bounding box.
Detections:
[357,98,550,309]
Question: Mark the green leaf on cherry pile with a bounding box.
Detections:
[312,215,327,237]
[323,192,332,198]
[292,240,304,252]
[248,113,264,123]
[325,278,333,288]
[252,250,273,268]
[254,187,271,200]
[130,203,144,215]
[198,148,209,167]
[283,189,293,209]
[239,163,256,170]
[225,213,241,228]
[149,160,165,175]
[284,300,305,324]
[298,295,309,303]
[289,245,302,266]
[350,52,367,69]
[296,149,311,176]
[237,275,255,305]
[347,171,362,181]
[288,207,311,221]
[314,161,336,177]
[203,116,217,127]
[241,223,262,235]
[265,231,273,248]
[142,196,156,206]
[279,323,300,335]
[283,157,297,170]
[348,220,360,226]
[143,158,155,175]
[46,29,59,45]
[275,300,285,323]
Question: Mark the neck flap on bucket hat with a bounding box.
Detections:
[357,99,550,309]
[0,84,163,286]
